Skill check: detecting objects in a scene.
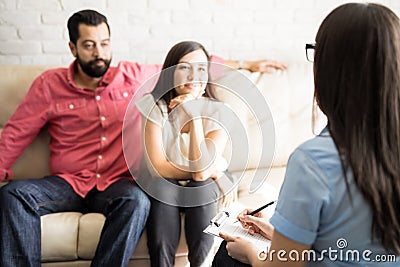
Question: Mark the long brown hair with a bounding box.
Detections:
[314,3,400,254]
[151,41,214,110]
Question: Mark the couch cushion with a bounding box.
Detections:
[212,70,273,172]
[77,213,104,259]
[214,64,325,174]
[234,167,281,206]
[41,212,81,262]
[76,213,190,260]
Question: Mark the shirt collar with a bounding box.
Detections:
[319,126,330,137]
[101,65,116,86]
[67,61,77,87]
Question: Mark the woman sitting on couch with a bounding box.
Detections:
[136,40,237,267]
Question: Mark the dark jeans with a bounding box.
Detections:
[146,178,219,267]
[212,241,252,267]
[0,176,150,267]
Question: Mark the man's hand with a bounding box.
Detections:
[244,59,287,73]
[225,59,287,73]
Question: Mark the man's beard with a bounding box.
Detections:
[76,55,111,78]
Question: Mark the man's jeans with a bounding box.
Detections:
[0,176,150,267]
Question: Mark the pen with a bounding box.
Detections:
[234,200,276,223]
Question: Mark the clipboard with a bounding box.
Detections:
[203,210,271,251]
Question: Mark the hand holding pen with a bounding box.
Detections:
[235,200,276,239]
[234,200,276,223]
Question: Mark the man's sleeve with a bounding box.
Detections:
[0,75,50,181]
[210,55,225,65]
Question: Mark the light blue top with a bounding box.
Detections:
[269,128,399,266]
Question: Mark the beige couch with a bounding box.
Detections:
[0,63,323,266]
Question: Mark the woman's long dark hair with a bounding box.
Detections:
[151,41,214,110]
[314,3,400,254]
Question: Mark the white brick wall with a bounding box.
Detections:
[0,0,399,65]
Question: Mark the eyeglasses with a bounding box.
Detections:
[305,43,315,62]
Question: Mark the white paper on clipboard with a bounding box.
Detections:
[203,210,271,251]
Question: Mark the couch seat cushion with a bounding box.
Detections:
[41,212,81,262]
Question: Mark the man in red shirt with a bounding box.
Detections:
[0,9,285,267]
